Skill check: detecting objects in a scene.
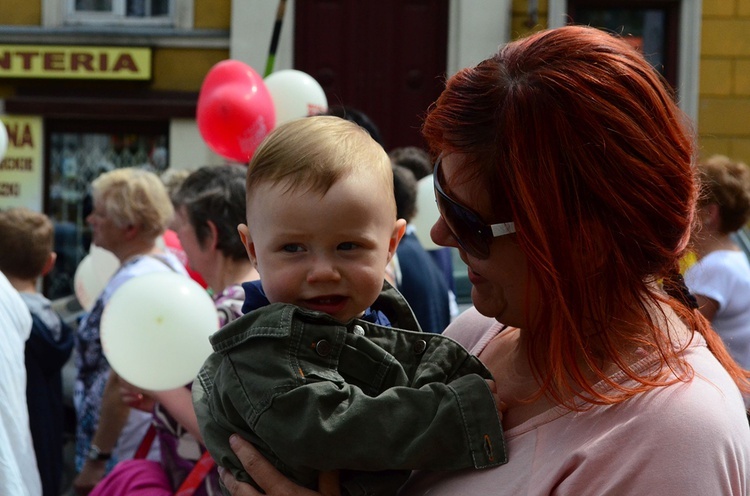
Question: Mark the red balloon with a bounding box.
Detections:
[197,60,276,163]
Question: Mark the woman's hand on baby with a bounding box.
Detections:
[220,434,340,496]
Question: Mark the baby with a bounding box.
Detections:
[193,116,506,496]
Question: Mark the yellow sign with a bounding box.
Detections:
[0,115,44,211]
[0,45,151,80]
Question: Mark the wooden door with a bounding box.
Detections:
[294,0,449,151]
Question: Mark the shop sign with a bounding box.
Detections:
[0,45,151,80]
[0,116,43,211]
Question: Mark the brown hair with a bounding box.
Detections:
[0,207,54,280]
[698,154,750,233]
[246,116,394,215]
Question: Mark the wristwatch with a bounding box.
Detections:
[87,444,112,462]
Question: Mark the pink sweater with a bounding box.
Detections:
[401,307,750,495]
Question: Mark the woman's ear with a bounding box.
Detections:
[237,224,258,267]
[205,220,219,250]
[703,203,721,230]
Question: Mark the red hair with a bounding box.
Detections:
[423,25,750,407]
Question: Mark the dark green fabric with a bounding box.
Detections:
[193,283,506,496]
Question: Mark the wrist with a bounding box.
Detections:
[87,444,112,462]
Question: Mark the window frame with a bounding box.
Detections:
[43,0,194,29]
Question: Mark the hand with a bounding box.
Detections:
[72,460,107,495]
[118,382,155,412]
[220,434,340,496]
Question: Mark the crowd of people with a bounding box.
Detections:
[0,24,749,496]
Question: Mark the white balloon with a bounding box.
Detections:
[73,244,120,311]
[100,272,218,391]
[413,174,441,250]
[73,255,99,311]
[0,121,7,162]
[90,244,120,287]
[264,70,328,126]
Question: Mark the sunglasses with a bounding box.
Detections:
[433,155,515,259]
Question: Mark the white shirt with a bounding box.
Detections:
[684,249,750,370]
[0,272,42,496]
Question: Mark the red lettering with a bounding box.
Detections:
[112,54,138,72]
[0,51,10,70]
[43,52,65,71]
[16,52,39,70]
[6,123,33,148]
[71,53,94,71]
[99,53,108,71]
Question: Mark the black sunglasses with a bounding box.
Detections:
[433,156,515,259]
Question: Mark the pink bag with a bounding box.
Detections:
[89,459,172,496]
[90,425,215,496]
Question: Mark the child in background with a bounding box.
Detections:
[193,116,506,496]
[0,207,74,496]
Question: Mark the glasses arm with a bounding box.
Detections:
[490,222,516,237]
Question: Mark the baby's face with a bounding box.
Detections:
[240,172,405,323]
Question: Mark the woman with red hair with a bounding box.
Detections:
[219,25,750,495]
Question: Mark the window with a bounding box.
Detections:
[42,0,193,29]
[45,120,169,300]
[67,0,173,25]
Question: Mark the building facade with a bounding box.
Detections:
[1,0,748,302]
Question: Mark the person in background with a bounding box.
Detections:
[0,260,43,496]
[389,146,433,182]
[391,164,451,333]
[87,165,256,496]
[390,146,458,319]
[684,154,750,407]
[160,168,208,288]
[0,208,74,496]
[220,25,750,496]
[321,105,385,148]
[170,165,259,323]
[72,168,188,495]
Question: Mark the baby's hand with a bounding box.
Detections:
[485,379,507,420]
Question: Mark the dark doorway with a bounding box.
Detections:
[294,0,449,151]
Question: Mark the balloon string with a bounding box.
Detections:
[264,0,288,77]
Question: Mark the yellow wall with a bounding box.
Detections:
[699,0,750,163]
[194,0,231,30]
[152,48,229,91]
[3,0,41,25]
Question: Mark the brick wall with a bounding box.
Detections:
[699,0,750,164]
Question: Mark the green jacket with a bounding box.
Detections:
[193,284,506,496]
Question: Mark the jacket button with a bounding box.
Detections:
[413,339,427,354]
[353,325,365,336]
[315,339,332,357]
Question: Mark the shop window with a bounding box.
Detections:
[45,121,169,300]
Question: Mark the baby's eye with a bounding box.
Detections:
[282,244,304,253]
[337,242,358,251]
